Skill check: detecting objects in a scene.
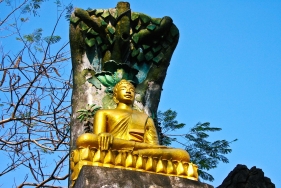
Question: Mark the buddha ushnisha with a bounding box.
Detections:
[76,79,190,161]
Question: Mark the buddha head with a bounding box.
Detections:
[113,79,135,105]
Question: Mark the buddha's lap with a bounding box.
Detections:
[76,133,190,162]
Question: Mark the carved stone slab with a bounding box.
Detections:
[74,166,214,188]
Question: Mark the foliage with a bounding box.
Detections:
[77,104,101,133]
[157,109,237,182]
[157,109,185,145]
[0,0,73,187]
[22,0,47,16]
[77,104,101,122]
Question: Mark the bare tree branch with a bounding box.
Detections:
[0,1,73,187]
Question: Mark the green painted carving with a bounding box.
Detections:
[94,60,139,92]
[170,25,179,37]
[143,45,150,50]
[136,52,144,62]
[139,13,151,24]
[87,28,99,35]
[95,9,104,15]
[70,16,80,24]
[107,24,115,35]
[70,2,179,92]
[147,24,156,31]
[152,45,162,53]
[96,36,102,45]
[153,52,164,64]
[151,18,161,25]
[85,37,96,47]
[70,1,179,119]
[131,13,139,21]
[145,51,154,61]
[87,76,101,89]
[95,72,116,91]
[101,9,110,18]
[80,21,89,31]
[131,49,140,57]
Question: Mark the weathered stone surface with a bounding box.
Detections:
[74,166,213,188]
[218,164,275,188]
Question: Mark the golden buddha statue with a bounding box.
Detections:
[70,80,198,185]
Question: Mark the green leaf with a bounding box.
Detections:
[132,34,139,44]
[157,109,237,181]
[95,9,104,15]
[151,18,161,25]
[139,13,151,24]
[107,25,115,34]
[96,73,115,87]
[101,19,107,26]
[101,10,109,18]
[131,13,139,21]
[77,104,101,122]
[96,36,102,45]
[152,52,164,64]
[145,51,154,61]
[44,36,61,44]
[70,16,80,24]
[23,28,43,43]
[136,52,144,62]
[104,74,115,85]
[131,48,140,57]
[152,45,162,53]
[142,44,150,50]
[106,34,114,44]
[80,21,89,31]
[85,37,96,47]
[170,24,179,37]
[135,24,141,31]
[147,24,156,31]
[101,44,108,51]
[87,28,99,35]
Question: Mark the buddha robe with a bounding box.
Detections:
[106,110,159,145]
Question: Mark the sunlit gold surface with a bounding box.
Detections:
[70,80,198,186]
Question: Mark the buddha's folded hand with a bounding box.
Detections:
[98,132,113,150]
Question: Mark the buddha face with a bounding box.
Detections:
[114,80,135,104]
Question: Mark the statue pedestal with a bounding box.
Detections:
[73,166,214,188]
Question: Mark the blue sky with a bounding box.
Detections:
[1,0,280,187]
[155,1,281,187]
